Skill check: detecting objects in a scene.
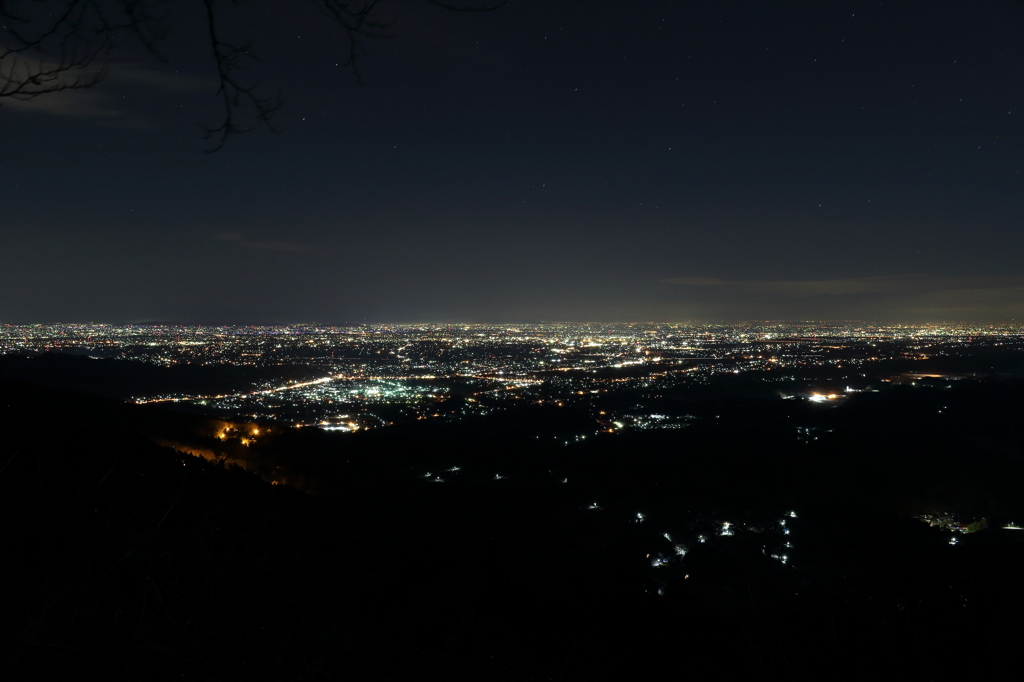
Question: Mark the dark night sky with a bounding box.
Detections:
[2,0,1021,324]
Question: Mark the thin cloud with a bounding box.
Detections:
[3,87,126,119]
[660,274,1024,297]
[112,65,213,93]
[658,274,1024,320]
[2,61,214,125]
[214,233,307,253]
[660,275,934,297]
[247,241,308,253]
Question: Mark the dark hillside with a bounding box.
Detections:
[0,353,328,401]
[2,380,1024,680]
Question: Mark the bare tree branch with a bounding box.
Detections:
[199,0,283,153]
[309,0,392,80]
[1,0,111,99]
[427,0,508,11]
[0,0,506,150]
[0,0,168,99]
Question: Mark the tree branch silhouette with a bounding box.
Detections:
[199,0,283,153]
[0,0,505,150]
[427,0,507,11]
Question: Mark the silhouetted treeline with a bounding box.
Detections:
[0,353,329,401]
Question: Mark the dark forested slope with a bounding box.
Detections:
[2,379,1024,680]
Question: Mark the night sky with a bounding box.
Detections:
[2,0,1021,324]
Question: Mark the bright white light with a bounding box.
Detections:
[949,536,959,545]
[698,535,707,543]
[663,532,672,542]
[674,544,687,557]
[788,511,797,518]
[636,513,645,523]
[809,394,827,402]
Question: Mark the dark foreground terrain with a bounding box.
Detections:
[2,365,1024,680]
